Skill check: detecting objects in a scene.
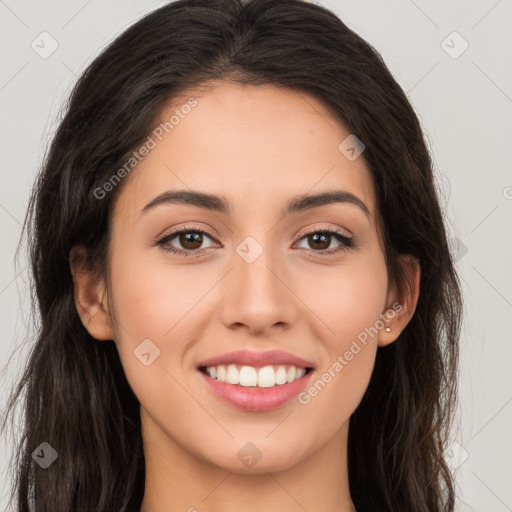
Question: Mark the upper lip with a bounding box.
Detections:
[197,349,315,369]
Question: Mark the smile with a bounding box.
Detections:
[198,364,314,412]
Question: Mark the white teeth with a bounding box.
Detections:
[275,366,287,385]
[203,363,309,388]
[258,365,275,388]
[286,366,296,382]
[239,366,258,387]
[226,364,239,385]
[216,365,226,382]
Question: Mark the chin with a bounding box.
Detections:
[200,436,310,475]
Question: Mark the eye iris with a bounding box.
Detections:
[309,233,330,250]
[180,232,203,250]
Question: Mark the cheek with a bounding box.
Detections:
[295,249,389,351]
[106,254,209,428]
[292,252,387,422]
[109,248,214,342]
[106,246,230,415]
[292,342,377,455]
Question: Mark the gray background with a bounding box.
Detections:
[1,0,511,510]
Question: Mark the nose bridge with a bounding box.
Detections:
[219,234,297,333]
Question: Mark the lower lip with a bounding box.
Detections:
[198,369,314,412]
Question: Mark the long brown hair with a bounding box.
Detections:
[1,0,463,510]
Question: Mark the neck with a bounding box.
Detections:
[139,407,356,512]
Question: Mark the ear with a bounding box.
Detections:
[377,254,420,347]
[69,245,114,341]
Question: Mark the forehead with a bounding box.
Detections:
[113,81,377,226]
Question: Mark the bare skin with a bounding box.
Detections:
[70,81,420,512]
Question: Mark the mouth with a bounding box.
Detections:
[196,349,316,411]
[197,359,315,412]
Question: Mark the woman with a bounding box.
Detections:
[1,0,463,510]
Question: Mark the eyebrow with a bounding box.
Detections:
[140,189,371,219]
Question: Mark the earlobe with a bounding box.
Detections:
[69,245,114,341]
[378,255,421,347]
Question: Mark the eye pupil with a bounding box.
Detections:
[180,232,203,250]
[309,233,330,250]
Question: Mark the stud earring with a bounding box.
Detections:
[385,327,391,333]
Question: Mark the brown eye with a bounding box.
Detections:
[156,228,217,256]
[296,229,355,255]
[306,233,331,250]
[178,231,204,250]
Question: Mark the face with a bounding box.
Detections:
[78,81,406,474]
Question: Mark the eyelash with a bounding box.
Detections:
[155,225,356,258]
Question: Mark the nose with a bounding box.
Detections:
[219,244,298,336]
